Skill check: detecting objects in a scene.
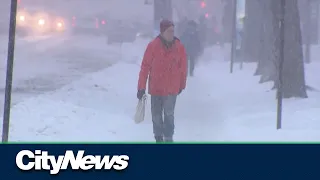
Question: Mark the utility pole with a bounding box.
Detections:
[277,0,285,130]
[2,0,18,142]
[230,0,237,73]
[304,0,311,64]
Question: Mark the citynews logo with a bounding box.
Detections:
[16,150,129,175]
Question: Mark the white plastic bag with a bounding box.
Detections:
[134,94,147,124]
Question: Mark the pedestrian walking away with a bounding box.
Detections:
[137,19,188,143]
[180,20,203,76]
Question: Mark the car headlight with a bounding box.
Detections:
[19,15,25,21]
[16,14,26,25]
[57,22,63,27]
[38,19,45,26]
[55,20,65,31]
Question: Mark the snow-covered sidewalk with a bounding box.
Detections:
[4,44,320,142]
[6,61,320,142]
[7,61,224,142]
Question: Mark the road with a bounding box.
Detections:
[0,0,152,116]
[0,33,118,114]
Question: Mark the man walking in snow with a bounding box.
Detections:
[137,19,187,143]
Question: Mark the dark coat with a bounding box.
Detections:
[180,21,203,59]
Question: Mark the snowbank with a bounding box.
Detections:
[9,96,151,142]
[202,61,320,142]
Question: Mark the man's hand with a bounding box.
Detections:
[137,89,146,100]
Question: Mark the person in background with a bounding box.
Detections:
[198,16,207,48]
[176,17,189,38]
[180,20,203,76]
[137,19,187,143]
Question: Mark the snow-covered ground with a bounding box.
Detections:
[3,39,320,142]
[0,34,131,114]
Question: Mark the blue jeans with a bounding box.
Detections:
[151,95,177,139]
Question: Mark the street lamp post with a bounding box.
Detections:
[276,0,285,130]
[2,0,18,142]
[230,0,237,73]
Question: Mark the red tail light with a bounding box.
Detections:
[201,1,206,8]
[205,13,209,18]
[101,20,106,25]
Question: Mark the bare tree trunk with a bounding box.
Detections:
[222,0,233,44]
[270,0,281,90]
[254,1,266,76]
[304,0,311,64]
[299,0,312,64]
[258,0,276,83]
[241,0,262,62]
[272,0,308,98]
[283,0,307,98]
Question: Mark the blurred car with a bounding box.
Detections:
[70,12,107,36]
[105,20,138,44]
[16,7,67,36]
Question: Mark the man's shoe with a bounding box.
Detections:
[164,137,173,143]
[155,136,163,143]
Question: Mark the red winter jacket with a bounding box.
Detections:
[138,36,187,96]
